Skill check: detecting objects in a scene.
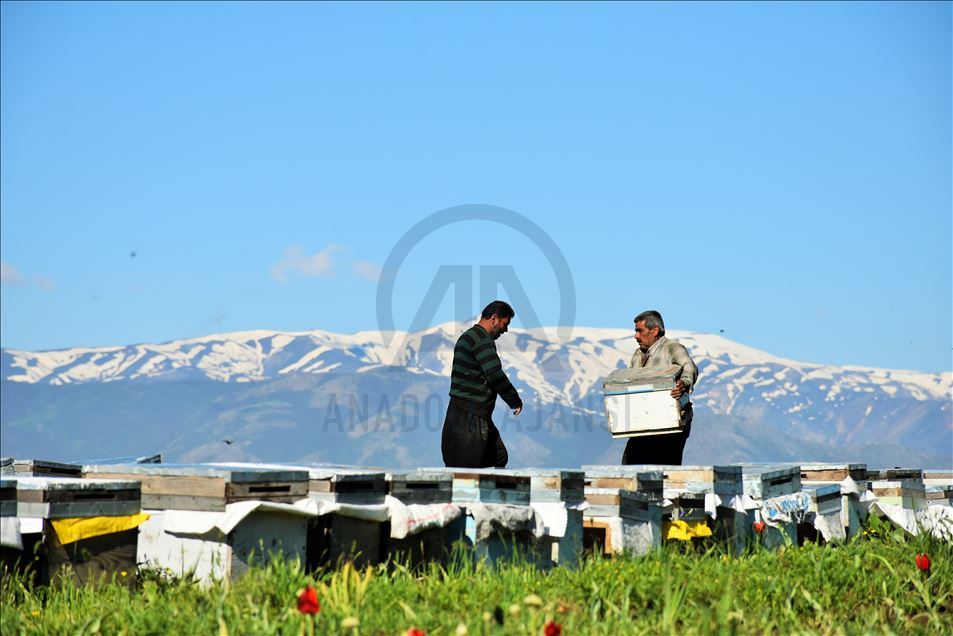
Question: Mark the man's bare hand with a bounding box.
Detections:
[513,406,523,416]
[671,380,686,398]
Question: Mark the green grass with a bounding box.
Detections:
[2,521,951,635]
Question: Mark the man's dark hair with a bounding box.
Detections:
[634,310,665,336]
[482,300,515,320]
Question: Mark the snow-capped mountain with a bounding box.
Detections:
[2,324,950,468]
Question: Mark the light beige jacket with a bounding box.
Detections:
[629,336,699,394]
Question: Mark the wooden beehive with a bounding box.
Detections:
[386,470,453,505]
[737,464,801,499]
[800,463,867,483]
[581,466,664,501]
[82,463,309,511]
[869,479,927,510]
[16,476,142,519]
[0,477,16,517]
[865,468,924,481]
[603,366,689,438]
[5,459,83,478]
[305,468,387,505]
[420,468,532,505]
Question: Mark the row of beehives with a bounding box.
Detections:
[1,457,951,586]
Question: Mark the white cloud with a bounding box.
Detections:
[34,275,56,292]
[352,260,382,282]
[0,261,25,285]
[270,244,344,283]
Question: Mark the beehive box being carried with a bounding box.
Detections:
[15,476,145,587]
[603,365,690,438]
[799,463,868,539]
[82,463,310,512]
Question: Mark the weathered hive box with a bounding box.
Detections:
[82,464,309,512]
[866,468,924,482]
[16,476,142,519]
[603,365,689,438]
[798,463,868,539]
[524,469,585,504]
[926,486,953,506]
[869,479,928,510]
[800,463,867,484]
[738,464,801,499]
[0,478,15,518]
[305,468,387,505]
[923,470,953,489]
[15,476,145,587]
[583,489,661,556]
[581,466,664,501]
[383,470,456,568]
[670,491,709,522]
[520,470,585,569]
[386,470,453,505]
[75,454,162,465]
[139,506,311,586]
[584,488,653,520]
[3,459,83,478]
[649,464,742,498]
[422,468,532,505]
[803,484,842,517]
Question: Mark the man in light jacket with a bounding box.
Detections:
[622,309,699,465]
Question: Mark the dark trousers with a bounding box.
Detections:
[621,403,692,465]
[441,398,508,468]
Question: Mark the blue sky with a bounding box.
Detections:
[1,1,950,373]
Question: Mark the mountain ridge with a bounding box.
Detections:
[2,324,950,469]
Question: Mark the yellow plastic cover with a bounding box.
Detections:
[663,519,713,541]
[51,512,151,545]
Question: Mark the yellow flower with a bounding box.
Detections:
[455,623,468,636]
[482,611,492,622]
[523,594,544,607]
[508,604,521,617]
[342,617,359,629]
[31,610,40,617]
[120,571,128,577]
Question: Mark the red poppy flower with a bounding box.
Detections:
[915,553,931,573]
[297,585,320,615]
[753,521,766,534]
[407,629,426,636]
[544,620,562,636]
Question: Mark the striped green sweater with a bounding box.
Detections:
[449,324,522,413]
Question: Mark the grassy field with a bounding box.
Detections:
[2,518,951,635]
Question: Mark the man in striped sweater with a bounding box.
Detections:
[441,300,523,468]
